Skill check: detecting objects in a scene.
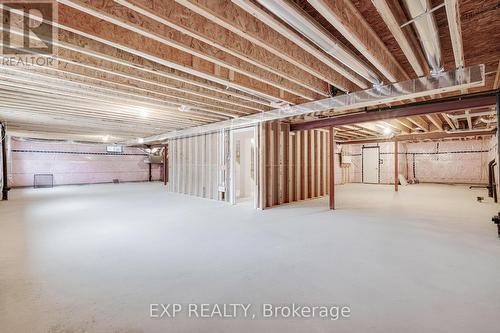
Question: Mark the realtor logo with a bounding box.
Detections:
[0,0,57,66]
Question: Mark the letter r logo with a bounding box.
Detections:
[1,1,55,55]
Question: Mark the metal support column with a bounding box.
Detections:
[1,123,9,201]
[497,91,500,186]
[163,144,168,186]
[329,127,335,210]
[395,140,399,192]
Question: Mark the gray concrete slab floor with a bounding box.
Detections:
[1,182,499,333]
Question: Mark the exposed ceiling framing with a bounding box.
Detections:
[0,0,497,143]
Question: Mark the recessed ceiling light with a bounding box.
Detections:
[102,135,110,142]
[383,127,392,135]
[137,138,144,144]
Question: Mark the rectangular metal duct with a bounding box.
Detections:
[137,64,485,144]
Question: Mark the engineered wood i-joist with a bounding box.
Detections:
[56,2,307,103]
[307,0,409,83]
[175,0,359,92]
[114,0,331,96]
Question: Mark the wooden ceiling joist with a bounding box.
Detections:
[0,67,233,120]
[394,118,415,131]
[58,1,319,102]
[426,114,443,131]
[174,0,362,92]
[408,116,430,132]
[307,0,409,83]
[51,28,272,109]
[444,0,465,69]
[61,0,329,100]
[49,5,300,104]
[370,0,427,77]
[232,0,368,90]
[117,0,355,95]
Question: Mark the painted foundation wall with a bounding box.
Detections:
[342,138,493,185]
[341,142,407,184]
[9,139,161,187]
[167,132,226,200]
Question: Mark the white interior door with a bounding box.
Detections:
[363,147,379,184]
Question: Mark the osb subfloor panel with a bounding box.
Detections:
[1,182,499,333]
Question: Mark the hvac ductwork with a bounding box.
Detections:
[135,65,485,144]
[255,0,380,85]
[402,0,443,75]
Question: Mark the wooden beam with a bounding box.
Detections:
[444,0,465,69]
[300,130,305,200]
[329,127,335,210]
[272,122,280,206]
[395,118,415,131]
[56,2,307,103]
[51,31,272,108]
[53,48,266,113]
[114,0,330,97]
[258,123,266,209]
[408,116,430,132]
[426,114,443,131]
[379,120,406,133]
[494,60,500,90]
[178,0,362,91]
[465,110,472,130]
[442,113,456,130]
[308,0,409,82]
[283,123,290,204]
[371,0,426,77]
[265,122,271,207]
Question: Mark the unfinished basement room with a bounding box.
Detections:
[1,0,499,332]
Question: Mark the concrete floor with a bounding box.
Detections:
[1,182,500,333]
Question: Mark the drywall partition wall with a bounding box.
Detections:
[168,131,228,201]
[406,139,490,184]
[10,139,160,187]
[260,122,342,209]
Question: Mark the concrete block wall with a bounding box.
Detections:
[9,138,160,187]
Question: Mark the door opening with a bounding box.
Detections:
[362,146,380,184]
[231,128,256,206]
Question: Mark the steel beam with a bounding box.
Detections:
[341,129,496,145]
[291,92,498,131]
